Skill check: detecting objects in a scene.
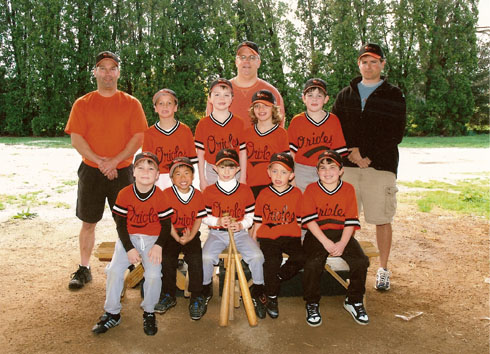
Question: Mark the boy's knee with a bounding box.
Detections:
[350,255,370,271]
[303,255,324,272]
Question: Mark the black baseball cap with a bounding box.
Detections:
[236,41,259,55]
[358,43,384,60]
[153,88,178,105]
[269,152,294,172]
[251,89,276,107]
[96,51,120,66]
[317,150,343,168]
[215,148,239,166]
[134,151,160,167]
[209,78,233,93]
[303,78,328,95]
[169,156,194,177]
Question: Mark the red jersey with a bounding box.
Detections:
[113,184,173,236]
[254,185,302,239]
[143,121,197,173]
[203,182,255,226]
[288,112,347,166]
[301,180,360,231]
[244,124,289,187]
[163,185,207,231]
[194,113,246,164]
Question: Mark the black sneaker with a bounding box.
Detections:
[306,303,322,327]
[154,293,177,314]
[68,265,92,290]
[252,294,267,319]
[266,296,279,319]
[92,312,121,334]
[202,283,213,306]
[343,298,369,325]
[189,296,206,320]
[143,312,157,336]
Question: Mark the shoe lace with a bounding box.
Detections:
[377,269,388,284]
[307,304,319,317]
[354,303,367,317]
[71,267,84,280]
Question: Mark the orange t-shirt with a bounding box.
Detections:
[244,124,289,187]
[206,78,285,127]
[301,180,360,231]
[254,185,302,239]
[143,121,197,173]
[65,90,148,168]
[288,112,347,166]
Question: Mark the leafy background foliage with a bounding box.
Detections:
[0,0,487,136]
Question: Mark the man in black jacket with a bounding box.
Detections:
[332,43,406,291]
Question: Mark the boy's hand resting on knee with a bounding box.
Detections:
[148,244,162,265]
[127,248,141,264]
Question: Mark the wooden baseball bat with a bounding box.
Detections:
[228,227,258,327]
[228,256,235,320]
[219,242,233,326]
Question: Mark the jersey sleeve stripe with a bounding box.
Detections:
[245,204,255,213]
[195,141,204,150]
[158,208,174,219]
[253,215,262,223]
[239,142,246,150]
[190,157,199,164]
[301,213,317,224]
[112,204,127,216]
[335,146,349,156]
[197,209,207,218]
[289,143,298,152]
[345,219,361,227]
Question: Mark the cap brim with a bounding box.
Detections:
[317,157,342,168]
[135,157,159,166]
[237,46,259,56]
[268,161,293,172]
[303,85,327,95]
[96,57,119,67]
[251,99,274,107]
[358,53,381,60]
[215,157,239,166]
[170,162,194,176]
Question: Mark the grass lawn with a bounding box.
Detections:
[0,136,72,148]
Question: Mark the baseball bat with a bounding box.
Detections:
[228,227,258,327]
[219,242,233,326]
[229,256,235,319]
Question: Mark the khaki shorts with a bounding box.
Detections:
[342,167,398,225]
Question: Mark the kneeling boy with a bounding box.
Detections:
[252,152,305,318]
[92,152,173,336]
[201,148,267,318]
[301,150,369,326]
[155,157,207,320]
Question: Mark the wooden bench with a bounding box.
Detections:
[94,240,379,297]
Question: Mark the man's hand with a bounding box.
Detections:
[98,157,119,177]
[127,248,141,264]
[348,148,371,168]
[148,244,162,265]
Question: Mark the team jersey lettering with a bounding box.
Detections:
[207,134,239,154]
[127,206,160,227]
[212,201,244,219]
[262,204,296,225]
[297,131,333,150]
[155,145,188,167]
[246,141,272,164]
[317,203,346,218]
[173,209,198,229]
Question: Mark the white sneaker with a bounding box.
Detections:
[344,298,369,325]
[375,267,391,291]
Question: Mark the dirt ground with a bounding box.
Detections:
[0,144,488,354]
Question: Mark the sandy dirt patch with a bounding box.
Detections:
[0,144,488,354]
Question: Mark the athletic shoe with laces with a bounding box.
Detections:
[202,283,213,306]
[305,303,322,327]
[154,293,177,314]
[92,312,121,334]
[189,296,206,320]
[68,265,92,290]
[252,294,267,319]
[143,311,157,336]
[266,296,279,319]
[343,298,369,325]
[375,267,391,291]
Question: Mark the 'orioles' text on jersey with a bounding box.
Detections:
[194,113,246,164]
[288,112,348,166]
[254,185,302,239]
[301,180,360,231]
[163,185,207,231]
[112,184,173,235]
[244,124,289,187]
[203,182,255,226]
[143,121,197,174]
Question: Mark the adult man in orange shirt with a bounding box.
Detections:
[207,41,285,127]
[65,51,148,290]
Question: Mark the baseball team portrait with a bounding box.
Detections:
[0,1,488,353]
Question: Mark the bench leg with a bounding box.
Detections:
[324,264,349,289]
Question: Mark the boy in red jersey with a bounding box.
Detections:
[288,78,348,191]
[301,150,369,327]
[252,152,305,318]
[195,79,247,190]
[155,157,208,320]
[92,152,173,336]
[201,148,267,318]
[244,90,289,198]
[143,88,197,190]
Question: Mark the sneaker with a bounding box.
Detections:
[266,296,279,319]
[252,294,267,319]
[305,303,322,327]
[154,293,177,314]
[202,283,213,306]
[189,296,206,320]
[143,311,157,336]
[344,299,369,325]
[68,265,92,290]
[375,267,391,291]
[92,312,121,334]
